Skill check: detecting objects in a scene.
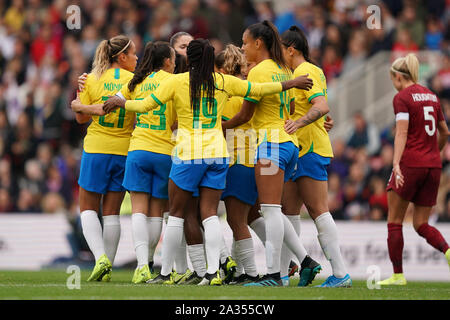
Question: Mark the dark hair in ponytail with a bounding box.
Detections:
[186,39,218,113]
[246,20,289,71]
[128,41,173,92]
[281,25,313,64]
[174,52,188,74]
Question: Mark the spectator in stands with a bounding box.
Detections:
[321,44,343,83]
[275,0,311,34]
[0,188,14,213]
[430,50,450,100]
[172,0,209,39]
[342,29,368,75]
[397,3,425,46]
[392,28,419,60]
[327,172,345,220]
[328,138,350,180]
[368,176,388,220]
[346,111,381,157]
[425,15,444,50]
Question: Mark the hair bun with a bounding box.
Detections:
[289,25,300,32]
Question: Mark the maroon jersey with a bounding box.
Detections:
[393,84,444,168]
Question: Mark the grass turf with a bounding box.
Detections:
[0,270,449,300]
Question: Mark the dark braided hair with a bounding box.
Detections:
[246,20,289,71]
[128,41,173,92]
[281,26,314,65]
[186,39,217,113]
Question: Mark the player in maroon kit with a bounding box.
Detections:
[378,53,450,285]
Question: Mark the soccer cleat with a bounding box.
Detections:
[101,269,112,282]
[198,271,222,286]
[281,275,290,286]
[171,270,184,284]
[229,274,259,285]
[243,274,283,287]
[174,269,193,284]
[298,257,322,287]
[377,273,407,286]
[148,261,158,279]
[220,256,237,284]
[146,273,175,285]
[180,271,203,285]
[288,260,299,277]
[132,265,151,284]
[87,254,112,282]
[315,274,352,288]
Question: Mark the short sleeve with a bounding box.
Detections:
[393,94,409,121]
[302,69,324,103]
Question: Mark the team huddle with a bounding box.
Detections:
[71,20,450,288]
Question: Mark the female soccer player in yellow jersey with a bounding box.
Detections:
[115,41,176,284]
[282,26,352,287]
[70,35,137,282]
[215,45,259,284]
[222,21,320,287]
[99,38,313,285]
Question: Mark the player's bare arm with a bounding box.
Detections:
[284,95,329,134]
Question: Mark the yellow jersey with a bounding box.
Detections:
[124,72,283,161]
[292,62,333,158]
[245,59,297,147]
[80,68,135,156]
[120,70,176,155]
[222,96,256,167]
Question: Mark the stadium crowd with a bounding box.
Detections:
[0,0,449,223]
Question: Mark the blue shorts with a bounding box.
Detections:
[221,164,257,205]
[291,152,331,182]
[122,150,172,199]
[169,158,229,193]
[256,141,299,182]
[78,151,126,194]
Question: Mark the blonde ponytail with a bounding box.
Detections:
[92,40,111,79]
[223,44,247,76]
[390,53,419,83]
[404,53,419,83]
[91,35,131,79]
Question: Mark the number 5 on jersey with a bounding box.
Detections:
[423,106,436,136]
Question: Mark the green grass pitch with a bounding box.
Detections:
[0,270,449,300]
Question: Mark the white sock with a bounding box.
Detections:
[249,216,266,243]
[202,215,222,275]
[219,233,230,265]
[147,217,163,263]
[161,216,184,276]
[231,239,244,276]
[260,204,284,275]
[235,238,258,277]
[163,211,169,224]
[187,244,207,277]
[132,213,148,268]
[315,212,347,278]
[102,214,121,264]
[280,214,306,277]
[80,210,105,261]
[174,232,188,274]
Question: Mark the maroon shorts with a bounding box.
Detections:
[386,166,441,207]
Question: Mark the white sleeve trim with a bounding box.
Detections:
[395,112,409,121]
[115,91,126,100]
